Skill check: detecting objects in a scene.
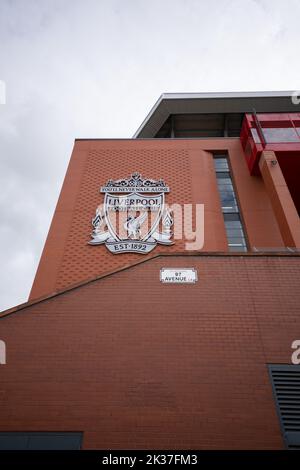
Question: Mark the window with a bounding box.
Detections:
[263,127,299,143]
[250,127,261,144]
[269,365,300,449]
[0,432,83,450]
[250,127,299,144]
[214,156,247,252]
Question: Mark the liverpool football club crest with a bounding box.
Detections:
[89,172,174,254]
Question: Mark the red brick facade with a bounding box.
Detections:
[29,139,284,300]
[1,132,300,450]
[1,254,299,449]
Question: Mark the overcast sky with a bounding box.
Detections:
[0,0,299,311]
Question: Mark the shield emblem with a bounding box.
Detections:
[89,173,173,254]
[104,192,164,242]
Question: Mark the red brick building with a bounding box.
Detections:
[0,92,300,450]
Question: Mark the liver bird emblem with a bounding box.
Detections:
[124,212,148,239]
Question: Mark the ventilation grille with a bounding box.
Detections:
[269,365,300,449]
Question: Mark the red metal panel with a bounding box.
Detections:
[240,114,300,175]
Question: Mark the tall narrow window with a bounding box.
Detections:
[214,156,247,252]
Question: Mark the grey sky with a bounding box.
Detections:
[0,0,299,311]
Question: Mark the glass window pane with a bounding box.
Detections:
[216,171,230,179]
[229,245,247,252]
[225,220,242,228]
[220,189,238,212]
[228,237,246,244]
[263,127,299,143]
[223,213,240,222]
[220,190,236,202]
[251,127,261,143]
[222,206,238,213]
[226,228,245,237]
[217,179,233,186]
[214,156,247,252]
[214,158,229,171]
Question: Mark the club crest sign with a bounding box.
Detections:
[89,172,174,254]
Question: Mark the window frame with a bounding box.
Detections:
[213,154,248,252]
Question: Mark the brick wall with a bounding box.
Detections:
[29,139,284,300]
[1,255,299,449]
